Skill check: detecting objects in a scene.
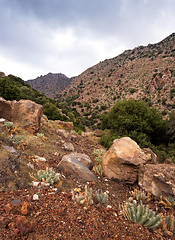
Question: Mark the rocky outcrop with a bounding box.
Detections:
[0,98,43,133]
[102,137,156,184]
[58,153,96,181]
[138,163,175,197]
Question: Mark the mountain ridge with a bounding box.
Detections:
[26,72,74,98]
[59,33,175,120]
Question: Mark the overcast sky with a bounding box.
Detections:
[0,0,174,80]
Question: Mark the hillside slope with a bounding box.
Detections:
[60,33,175,117]
[27,73,73,98]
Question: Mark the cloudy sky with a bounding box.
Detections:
[0,0,174,80]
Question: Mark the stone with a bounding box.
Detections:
[15,215,33,236]
[4,203,12,213]
[0,98,43,133]
[0,217,9,228]
[69,153,93,168]
[33,194,39,201]
[102,137,156,184]
[21,201,29,215]
[63,142,75,151]
[138,163,175,197]
[58,153,96,181]
[142,148,157,164]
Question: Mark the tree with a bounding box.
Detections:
[100,99,168,148]
[43,102,64,120]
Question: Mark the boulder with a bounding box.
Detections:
[0,98,43,133]
[138,163,175,197]
[58,153,96,181]
[102,137,156,184]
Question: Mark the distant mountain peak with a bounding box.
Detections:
[26,73,73,98]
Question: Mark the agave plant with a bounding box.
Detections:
[37,167,60,185]
[72,185,93,206]
[122,200,162,229]
[95,189,108,205]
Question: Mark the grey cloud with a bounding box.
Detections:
[0,0,174,79]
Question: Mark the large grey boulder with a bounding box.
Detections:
[102,137,156,184]
[58,153,96,181]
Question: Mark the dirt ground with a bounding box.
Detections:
[0,120,174,239]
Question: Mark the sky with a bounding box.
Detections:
[0,0,174,80]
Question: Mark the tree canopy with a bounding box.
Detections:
[100,99,168,148]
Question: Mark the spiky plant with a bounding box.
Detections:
[161,214,175,236]
[130,188,151,203]
[95,189,108,205]
[4,121,17,133]
[10,135,28,150]
[122,200,162,229]
[93,149,106,163]
[37,167,60,185]
[4,121,14,129]
[72,185,93,206]
[159,195,175,208]
[93,164,103,176]
[92,149,106,176]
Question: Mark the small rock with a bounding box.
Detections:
[0,217,9,228]
[21,201,29,215]
[33,194,39,201]
[0,118,6,123]
[4,203,12,213]
[15,215,33,236]
[63,142,75,151]
[32,181,40,187]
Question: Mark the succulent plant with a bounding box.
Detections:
[4,121,14,129]
[93,164,103,176]
[72,185,93,206]
[130,188,151,203]
[10,135,27,149]
[37,133,45,138]
[95,189,108,204]
[122,200,162,229]
[92,149,106,176]
[37,167,60,185]
[161,214,175,235]
[4,121,17,133]
[93,149,106,163]
[159,195,175,208]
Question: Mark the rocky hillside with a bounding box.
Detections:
[27,73,73,98]
[60,33,175,117]
[0,98,174,239]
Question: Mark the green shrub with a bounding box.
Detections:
[100,99,168,148]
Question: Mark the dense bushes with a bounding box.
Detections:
[100,99,169,149]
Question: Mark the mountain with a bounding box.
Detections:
[60,33,175,117]
[26,73,73,98]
